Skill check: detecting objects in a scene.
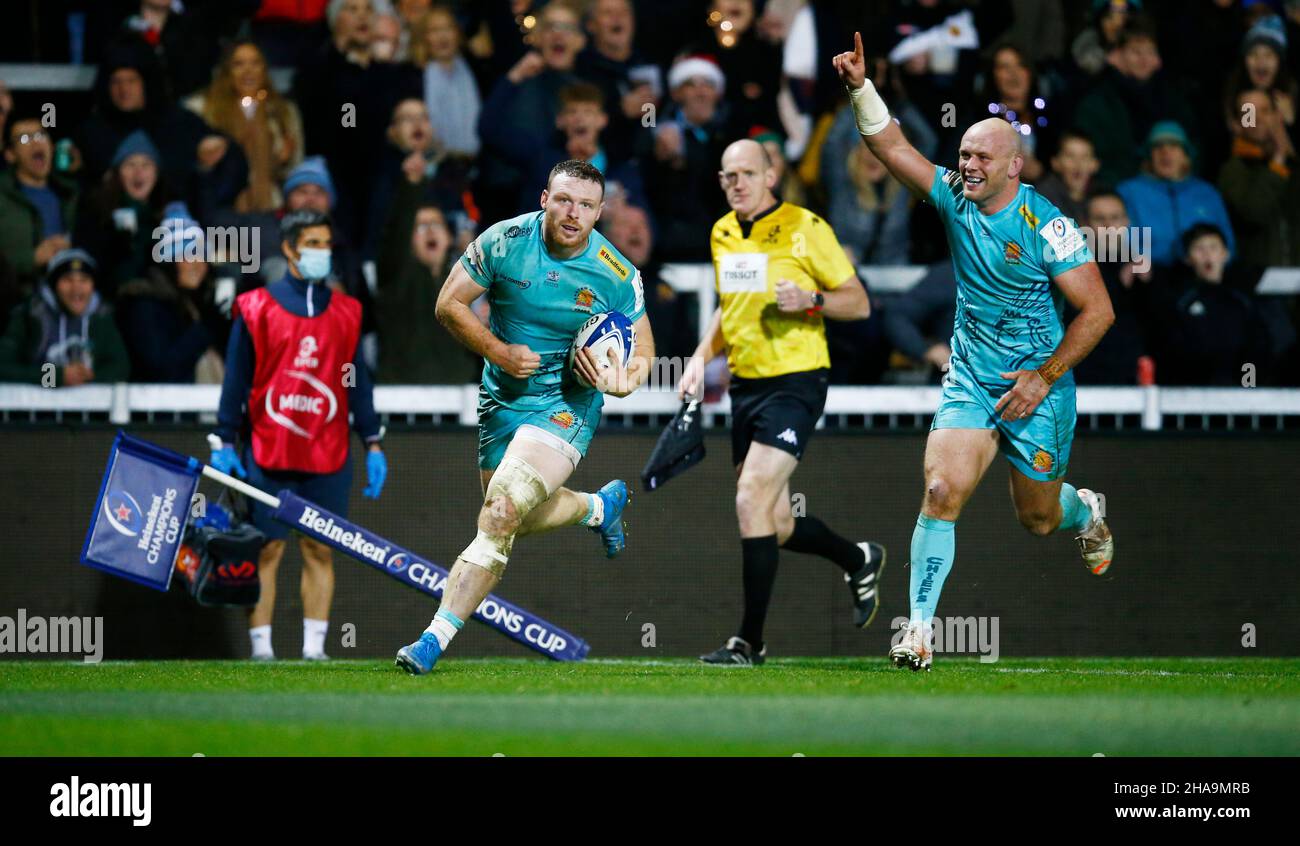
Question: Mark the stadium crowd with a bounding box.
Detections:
[1,0,1298,389]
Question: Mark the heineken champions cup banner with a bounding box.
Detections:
[275,492,590,661]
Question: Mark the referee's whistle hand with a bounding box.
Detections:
[678,355,705,400]
[775,279,811,312]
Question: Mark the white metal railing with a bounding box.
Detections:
[2,383,1298,431]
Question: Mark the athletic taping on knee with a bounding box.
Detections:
[458,454,552,577]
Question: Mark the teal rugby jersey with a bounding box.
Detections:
[460,211,646,411]
[927,165,1092,390]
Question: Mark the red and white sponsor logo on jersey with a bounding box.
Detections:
[293,335,320,369]
[265,369,338,438]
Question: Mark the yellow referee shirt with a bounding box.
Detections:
[710,201,857,379]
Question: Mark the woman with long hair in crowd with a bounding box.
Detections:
[975,44,1058,183]
[1223,15,1297,148]
[185,39,304,213]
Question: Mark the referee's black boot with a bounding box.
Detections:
[699,636,766,666]
[846,542,887,628]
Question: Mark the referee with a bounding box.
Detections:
[679,139,886,666]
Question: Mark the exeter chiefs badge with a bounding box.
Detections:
[1032,449,1053,474]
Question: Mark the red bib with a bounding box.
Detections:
[236,286,362,474]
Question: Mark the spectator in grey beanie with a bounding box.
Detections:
[0,248,129,386]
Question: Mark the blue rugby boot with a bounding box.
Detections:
[589,480,629,558]
[395,632,442,675]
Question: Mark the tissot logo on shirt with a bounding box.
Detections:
[718,252,768,293]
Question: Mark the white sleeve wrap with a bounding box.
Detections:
[848,80,892,136]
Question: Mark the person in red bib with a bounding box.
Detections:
[211,209,387,661]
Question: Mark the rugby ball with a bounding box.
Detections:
[570,311,635,387]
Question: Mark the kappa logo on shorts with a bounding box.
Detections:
[777,428,798,446]
[550,411,576,429]
[1032,449,1053,473]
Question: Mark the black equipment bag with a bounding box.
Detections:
[176,491,266,607]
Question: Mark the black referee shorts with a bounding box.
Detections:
[728,368,829,466]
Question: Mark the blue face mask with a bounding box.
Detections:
[296,247,331,281]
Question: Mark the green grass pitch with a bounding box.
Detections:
[2,658,1298,756]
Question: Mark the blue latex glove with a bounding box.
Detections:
[210,444,247,479]
[363,448,387,499]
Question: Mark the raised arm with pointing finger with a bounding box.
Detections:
[831,32,936,196]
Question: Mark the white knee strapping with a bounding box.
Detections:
[459,455,551,577]
[487,454,552,515]
[461,531,511,576]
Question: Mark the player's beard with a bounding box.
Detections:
[543,213,591,251]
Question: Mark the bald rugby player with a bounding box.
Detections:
[832,33,1116,671]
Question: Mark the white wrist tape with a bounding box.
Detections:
[849,80,892,136]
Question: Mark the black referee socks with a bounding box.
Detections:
[782,515,862,575]
[738,535,780,649]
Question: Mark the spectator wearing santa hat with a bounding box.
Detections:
[679,0,783,139]
[642,53,736,261]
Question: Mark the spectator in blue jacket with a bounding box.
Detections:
[1117,121,1236,268]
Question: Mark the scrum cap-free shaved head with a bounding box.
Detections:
[964,118,1024,157]
[722,138,771,170]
